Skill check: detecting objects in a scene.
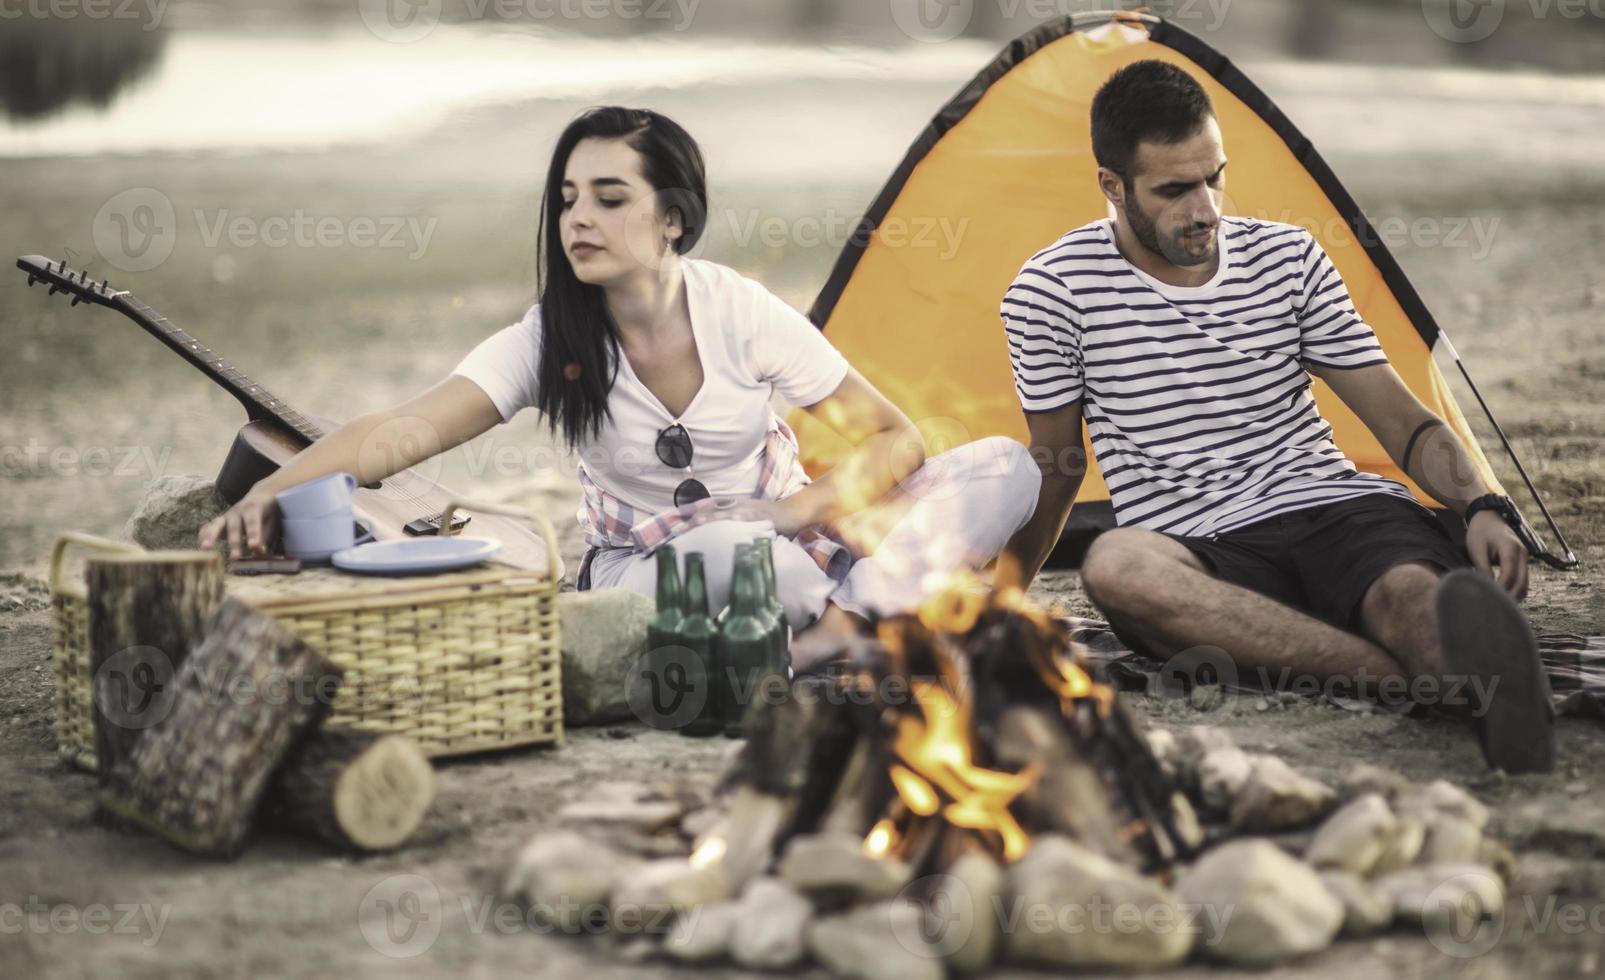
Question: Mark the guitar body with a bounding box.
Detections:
[216,417,562,576]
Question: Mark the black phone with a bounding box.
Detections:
[405,513,470,536]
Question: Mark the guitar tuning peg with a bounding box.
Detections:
[48,284,61,295]
[70,296,82,306]
[26,275,36,287]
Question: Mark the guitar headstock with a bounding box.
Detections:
[17,255,127,310]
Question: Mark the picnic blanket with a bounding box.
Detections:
[1063,617,1605,721]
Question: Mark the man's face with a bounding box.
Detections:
[1112,117,1227,268]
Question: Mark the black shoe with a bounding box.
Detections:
[1435,569,1556,774]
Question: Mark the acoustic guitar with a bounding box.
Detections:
[17,255,561,575]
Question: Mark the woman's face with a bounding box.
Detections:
[559,137,681,286]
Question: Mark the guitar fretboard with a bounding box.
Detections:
[123,295,325,444]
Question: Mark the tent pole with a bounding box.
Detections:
[1438,335,1579,570]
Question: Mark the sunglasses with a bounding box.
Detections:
[656,423,711,507]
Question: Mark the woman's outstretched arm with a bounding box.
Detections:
[198,375,504,559]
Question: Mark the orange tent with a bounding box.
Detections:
[791,12,1573,568]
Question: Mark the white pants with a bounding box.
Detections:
[586,436,1043,626]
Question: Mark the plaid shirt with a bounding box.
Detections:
[574,413,853,590]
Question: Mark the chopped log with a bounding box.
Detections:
[266,728,435,852]
[86,551,224,780]
[99,597,341,857]
[994,705,1140,866]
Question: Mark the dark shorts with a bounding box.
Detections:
[1168,492,1471,632]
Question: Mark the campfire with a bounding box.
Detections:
[704,575,1200,886]
[505,580,1515,975]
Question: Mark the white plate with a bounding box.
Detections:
[330,537,502,575]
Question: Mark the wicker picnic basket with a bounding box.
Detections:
[50,498,564,771]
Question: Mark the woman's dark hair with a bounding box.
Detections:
[534,106,708,448]
[1090,60,1214,187]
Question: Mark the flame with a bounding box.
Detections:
[888,764,941,817]
[862,818,898,859]
[893,680,1038,862]
[689,835,726,869]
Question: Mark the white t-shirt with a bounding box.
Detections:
[451,258,850,518]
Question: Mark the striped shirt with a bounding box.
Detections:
[1003,216,1415,539]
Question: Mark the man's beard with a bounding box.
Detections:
[1125,192,1216,268]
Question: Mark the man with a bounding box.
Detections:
[995,59,1555,773]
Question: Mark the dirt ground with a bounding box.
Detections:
[4,46,1605,980]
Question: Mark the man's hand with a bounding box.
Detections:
[1465,510,1529,600]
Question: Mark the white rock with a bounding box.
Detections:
[1378,863,1505,936]
[1197,747,1255,812]
[1418,814,1484,865]
[728,877,812,970]
[777,830,912,901]
[1305,794,1397,876]
[1231,755,1336,832]
[806,901,944,980]
[1398,779,1489,830]
[1320,871,1394,937]
[559,589,655,726]
[1179,839,1344,965]
[1373,811,1426,875]
[1004,835,1193,969]
[1337,763,1412,803]
[663,900,739,963]
[1145,729,1179,780]
[610,858,732,929]
[933,851,1005,973]
[501,830,638,932]
[126,475,224,551]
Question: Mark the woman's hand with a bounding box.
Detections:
[198,486,282,559]
[704,496,816,538]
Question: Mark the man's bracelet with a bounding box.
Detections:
[1463,493,1520,532]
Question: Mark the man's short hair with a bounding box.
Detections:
[1090,60,1215,182]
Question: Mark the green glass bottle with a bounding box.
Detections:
[637,544,687,731]
[753,537,790,674]
[717,553,772,739]
[716,542,756,630]
[679,552,722,738]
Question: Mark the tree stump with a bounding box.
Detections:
[86,550,225,780]
[99,597,341,857]
[266,728,435,852]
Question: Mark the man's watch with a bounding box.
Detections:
[1463,493,1522,534]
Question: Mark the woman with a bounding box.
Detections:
[200,107,1042,660]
